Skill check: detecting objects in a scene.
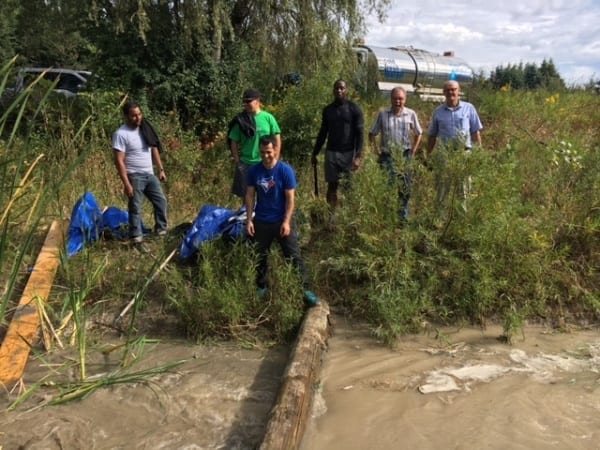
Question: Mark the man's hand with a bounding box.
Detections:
[280,221,291,237]
[246,220,255,237]
[123,182,134,198]
[352,157,361,171]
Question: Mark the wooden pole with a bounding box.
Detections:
[259,301,330,450]
[0,220,64,387]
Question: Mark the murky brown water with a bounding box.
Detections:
[2,318,599,450]
[0,341,288,449]
[300,317,600,450]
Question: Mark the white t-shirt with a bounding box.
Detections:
[112,125,154,174]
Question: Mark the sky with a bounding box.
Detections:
[364,0,600,86]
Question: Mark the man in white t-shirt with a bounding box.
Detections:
[112,101,168,251]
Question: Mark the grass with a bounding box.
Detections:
[1,67,599,405]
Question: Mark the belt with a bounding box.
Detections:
[381,149,411,155]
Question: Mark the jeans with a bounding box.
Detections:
[379,150,412,220]
[252,220,309,290]
[127,173,168,240]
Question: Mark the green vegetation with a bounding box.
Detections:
[0,0,387,140]
[1,6,599,402]
[2,69,598,353]
[488,59,565,91]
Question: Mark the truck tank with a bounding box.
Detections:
[354,44,474,99]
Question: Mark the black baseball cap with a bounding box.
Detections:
[242,88,261,101]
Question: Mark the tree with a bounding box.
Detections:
[0,0,20,63]
[539,59,565,90]
[10,0,393,136]
[14,0,91,67]
[523,63,541,89]
[489,60,565,91]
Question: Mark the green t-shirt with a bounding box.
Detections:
[228,110,281,164]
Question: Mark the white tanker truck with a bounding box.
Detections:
[353,44,475,100]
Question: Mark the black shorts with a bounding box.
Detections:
[231,162,250,198]
[324,151,354,183]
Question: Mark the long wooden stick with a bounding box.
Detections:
[115,248,177,323]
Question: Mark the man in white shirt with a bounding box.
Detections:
[112,101,168,251]
[369,86,423,222]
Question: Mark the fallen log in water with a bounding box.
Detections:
[260,301,331,450]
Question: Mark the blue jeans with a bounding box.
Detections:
[379,150,412,220]
[127,173,168,240]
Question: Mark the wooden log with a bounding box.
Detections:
[0,220,64,387]
[259,301,330,450]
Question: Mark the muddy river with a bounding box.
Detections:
[1,317,599,449]
[301,318,600,450]
[0,341,289,449]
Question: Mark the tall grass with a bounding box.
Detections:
[307,88,599,344]
[3,61,599,394]
[0,64,187,406]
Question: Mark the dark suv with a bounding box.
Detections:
[15,67,92,97]
[1,67,92,108]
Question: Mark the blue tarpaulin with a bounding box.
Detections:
[179,205,248,259]
[67,193,247,259]
[102,206,130,239]
[67,192,104,257]
[66,192,149,257]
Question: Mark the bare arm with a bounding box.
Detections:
[426,135,437,154]
[471,130,482,148]
[274,134,282,157]
[245,185,256,237]
[412,133,423,157]
[230,140,241,164]
[114,150,133,197]
[151,147,166,181]
[281,188,295,237]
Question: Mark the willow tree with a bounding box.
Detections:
[0,0,20,63]
[9,0,392,133]
[227,0,374,76]
[82,0,390,79]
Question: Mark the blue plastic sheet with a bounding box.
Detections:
[179,205,248,259]
[66,192,104,257]
[67,193,247,259]
[66,192,150,257]
[102,206,130,239]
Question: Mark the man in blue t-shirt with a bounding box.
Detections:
[245,136,319,306]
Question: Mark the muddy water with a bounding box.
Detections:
[0,341,289,449]
[2,320,599,450]
[301,318,600,450]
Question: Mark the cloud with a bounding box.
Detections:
[365,0,600,84]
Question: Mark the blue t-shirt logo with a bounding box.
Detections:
[259,176,275,193]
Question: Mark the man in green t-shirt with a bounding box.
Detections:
[228,88,281,198]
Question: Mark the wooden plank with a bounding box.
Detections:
[259,301,330,450]
[0,220,64,387]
